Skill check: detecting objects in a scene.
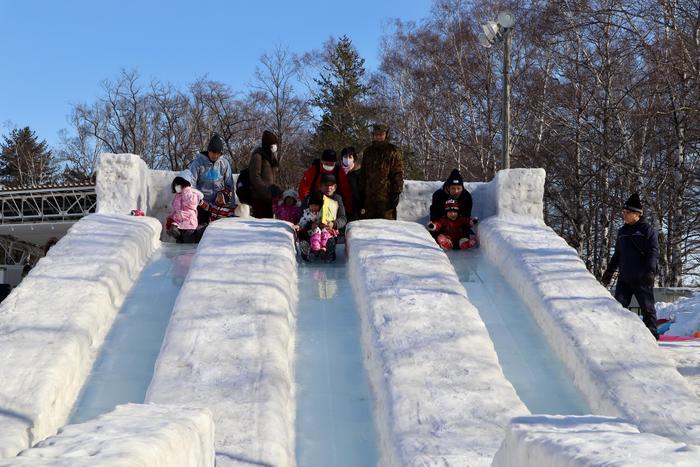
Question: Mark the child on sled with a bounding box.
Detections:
[427,199,478,250]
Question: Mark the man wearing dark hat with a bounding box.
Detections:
[248,130,282,218]
[297,149,353,215]
[602,193,660,339]
[357,123,404,220]
[187,133,235,224]
[429,168,473,222]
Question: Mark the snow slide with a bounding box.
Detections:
[0,214,161,458]
[145,219,298,467]
[347,220,529,466]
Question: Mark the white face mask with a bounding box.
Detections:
[270,144,278,154]
[175,185,182,193]
[322,163,335,172]
[342,157,354,168]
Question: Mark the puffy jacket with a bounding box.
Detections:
[429,216,475,242]
[357,140,403,219]
[606,220,659,284]
[187,152,235,203]
[249,148,278,201]
[170,187,204,230]
[430,186,473,221]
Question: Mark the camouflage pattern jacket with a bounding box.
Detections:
[358,141,404,220]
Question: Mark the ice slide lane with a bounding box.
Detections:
[449,249,590,415]
[295,245,379,467]
[69,243,196,424]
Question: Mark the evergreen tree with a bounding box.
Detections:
[310,35,374,157]
[0,127,58,187]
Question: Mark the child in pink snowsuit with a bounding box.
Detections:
[273,189,302,224]
[166,174,204,243]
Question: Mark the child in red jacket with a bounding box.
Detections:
[427,199,478,250]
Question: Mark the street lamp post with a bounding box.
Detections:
[479,12,515,170]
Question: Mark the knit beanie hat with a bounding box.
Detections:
[623,193,643,213]
[262,130,278,148]
[207,133,224,154]
[445,169,464,187]
[321,149,337,162]
[309,190,324,207]
[445,199,460,212]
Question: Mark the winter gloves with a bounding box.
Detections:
[641,271,655,287]
[601,269,614,287]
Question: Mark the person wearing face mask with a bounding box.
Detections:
[429,169,473,222]
[165,172,205,243]
[297,149,353,215]
[187,133,235,225]
[341,146,361,221]
[248,130,282,218]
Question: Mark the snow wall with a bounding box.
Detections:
[491,415,699,467]
[346,220,529,466]
[0,214,161,458]
[145,219,298,467]
[1,404,214,467]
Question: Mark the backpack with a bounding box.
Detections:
[236,168,253,205]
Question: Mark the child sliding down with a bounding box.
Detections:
[428,199,478,250]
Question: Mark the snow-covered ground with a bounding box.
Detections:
[492,415,700,466]
[0,214,161,458]
[347,220,529,466]
[145,218,298,467]
[1,404,214,467]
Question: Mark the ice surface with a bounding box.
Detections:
[69,244,196,424]
[347,220,528,467]
[492,415,700,467]
[0,214,161,458]
[449,249,589,415]
[146,218,298,467]
[1,404,214,467]
[295,245,378,467]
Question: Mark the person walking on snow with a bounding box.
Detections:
[601,193,660,340]
[357,123,404,220]
[187,133,235,225]
[248,130,283,218]
[166,173,204,243]
[429,168,473,222]
[427,199,478,250]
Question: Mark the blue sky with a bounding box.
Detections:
[0,0,432,148]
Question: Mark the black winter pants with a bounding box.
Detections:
[614,280,658,339]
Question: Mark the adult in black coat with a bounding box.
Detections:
[602,193,660,339]
[429,169,473,222]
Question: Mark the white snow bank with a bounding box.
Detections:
[657,292,700,336]
[95,153,150,215]
[0,214,161,458]
[478,216,700,444]
[1,404,214,467]
[146,218,298,467]
[491,415,700,467]
[346,220,528,467]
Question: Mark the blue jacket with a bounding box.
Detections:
[607,219,659,284]
[187,152,235,203]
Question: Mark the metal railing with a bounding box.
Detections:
[0,183,96,224]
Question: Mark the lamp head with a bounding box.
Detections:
[498,11,515,28]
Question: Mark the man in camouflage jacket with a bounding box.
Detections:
[357,124,404,220]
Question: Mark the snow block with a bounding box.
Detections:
[0,404,214,467]
[397,180,491,223]
[0,214,161,458]
[347,220,528,467]
[493,168,545,220]
[95,153,150,215]
[491,415,699,467]
[479,217,700,444]
[146,219,298,467]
